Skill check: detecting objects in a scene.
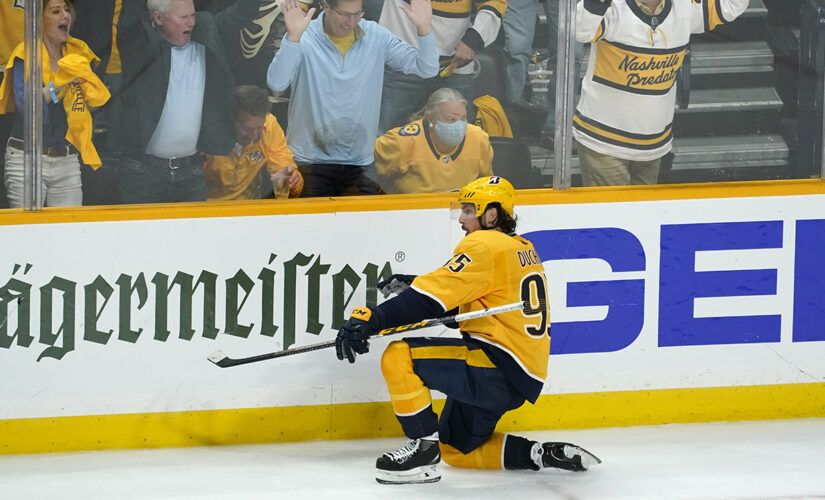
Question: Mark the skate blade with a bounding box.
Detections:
[564,445,602,470]
[375,464,441,485]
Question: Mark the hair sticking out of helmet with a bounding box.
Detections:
[458,176,515,218]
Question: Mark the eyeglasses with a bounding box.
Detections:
[329,5,363,19]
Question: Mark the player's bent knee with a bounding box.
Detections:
[381,340,413,379]
[439,443,468,468]
[440,435,506,470]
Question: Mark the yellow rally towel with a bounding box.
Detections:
[54,53,110,169]
[0,37,98,113]
[472,95,513,139]
[0,37,108,168]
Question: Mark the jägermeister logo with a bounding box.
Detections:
[0,254,393,362]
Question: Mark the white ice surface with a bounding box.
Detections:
[1,418,823,500]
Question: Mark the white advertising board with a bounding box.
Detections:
[1,194,824,420]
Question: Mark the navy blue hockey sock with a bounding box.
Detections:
[503,435,540,471]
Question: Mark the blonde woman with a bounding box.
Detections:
[374,87,493,194]
[0,0,108,207]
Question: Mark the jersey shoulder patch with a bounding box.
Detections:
[398,123,421,137]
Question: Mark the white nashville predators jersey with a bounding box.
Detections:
[573,0,749,161]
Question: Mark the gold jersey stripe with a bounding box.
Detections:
[411,345,497,368]
[573,113,672,148]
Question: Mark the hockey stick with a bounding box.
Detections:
[207,301,527,368]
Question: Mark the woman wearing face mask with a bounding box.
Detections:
[0,0,109,207]
[374,87,493,194]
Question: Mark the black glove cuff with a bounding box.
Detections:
[369,306,390,331]
[584,0,610,16]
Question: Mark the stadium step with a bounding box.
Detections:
[741,0,768,18]
[670,134,790,170]
[530,134,790,179]
[690,41,774,74]
[678,87,783,113]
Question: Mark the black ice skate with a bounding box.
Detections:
[375,438,441,484]
[538,442,602,472]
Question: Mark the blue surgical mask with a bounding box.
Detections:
[433,120,467,146]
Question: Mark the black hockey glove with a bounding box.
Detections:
[335,307,377,363]
[583,0,611,16]
[376,274,417,298]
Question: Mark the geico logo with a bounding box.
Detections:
[523,219,825,355]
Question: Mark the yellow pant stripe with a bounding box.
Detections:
[388,386,430,404]
[410,345,496,368]
[381,341,433,416]
[440,432,505,469]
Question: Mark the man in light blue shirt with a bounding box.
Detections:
[267,0,438,197]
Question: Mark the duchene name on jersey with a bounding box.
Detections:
[517,249,541,268]
[594,41,685,95]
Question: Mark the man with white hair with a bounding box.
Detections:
[116,0,260,204]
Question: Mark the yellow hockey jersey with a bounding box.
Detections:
[411,229,550,402]
[0,0,23,72]
[374,119,493,194]
[574,0,748,161]
[204,114,301,201]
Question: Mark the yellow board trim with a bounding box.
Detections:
[1,180,824,227]
[2,382,823,455]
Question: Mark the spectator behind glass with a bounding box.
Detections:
[0,0,24,209]
[574,0,748,186]
[540,0,584,150]
[203,85,303,201]
[115,0,260,204]
[0,0,110,208]
[376,0,507,134]
[501,0,535,109]
[374,87,493,194]
[198,0,292,88]
[71,0,124,156]
[266,0,439,198]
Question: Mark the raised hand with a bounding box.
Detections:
[399,0,432,36]
[283,0,316,43]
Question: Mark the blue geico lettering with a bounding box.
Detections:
[659,221,782,347]
[524,228,645,355]
[793,219,825,343]
[524,220,825,355]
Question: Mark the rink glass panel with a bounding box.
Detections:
[0,0,821,210]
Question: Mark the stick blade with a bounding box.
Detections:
[207,350,233,368]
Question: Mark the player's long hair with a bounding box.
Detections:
[484,202,517,235]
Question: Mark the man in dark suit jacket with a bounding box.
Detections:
[116,0,260,204]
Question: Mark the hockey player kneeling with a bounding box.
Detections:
[335,176,601,484]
